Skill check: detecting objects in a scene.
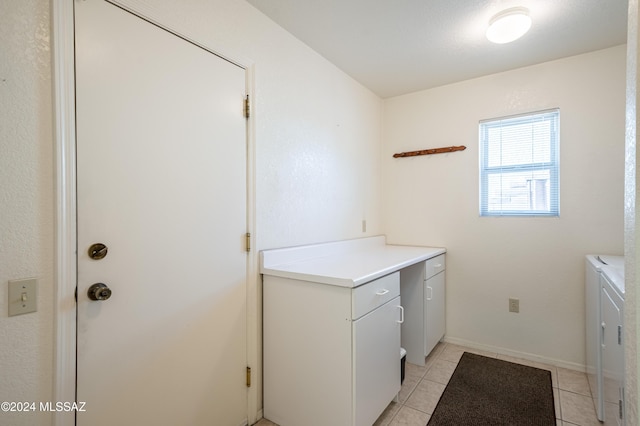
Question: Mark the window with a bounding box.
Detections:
[479,109,559,216]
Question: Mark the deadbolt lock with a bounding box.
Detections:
[88,243,108,260]
[88,283,112,301]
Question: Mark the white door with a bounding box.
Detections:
[75,1,248,425]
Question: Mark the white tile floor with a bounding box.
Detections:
[254,342,605,426]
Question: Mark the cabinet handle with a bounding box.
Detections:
[433,264,442,268]
[426,286,433,301]
[397,305,404,324]
[376,289,389,296]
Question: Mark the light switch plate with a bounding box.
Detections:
[508,297,519,313]
[8,278,37,316]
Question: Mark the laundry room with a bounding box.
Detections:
[0,0,635,425]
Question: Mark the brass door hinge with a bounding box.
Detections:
[246,366,251,387]
[244,95,250,118]
[245,232,251,252]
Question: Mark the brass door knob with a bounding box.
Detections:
[87,283,112,301]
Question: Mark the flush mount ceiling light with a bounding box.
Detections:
[486,7,532,44]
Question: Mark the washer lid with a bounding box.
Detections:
[602,265,625,296]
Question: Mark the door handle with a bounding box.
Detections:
[87,283,112,301]
[397,305,404,324]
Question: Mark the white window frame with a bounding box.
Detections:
[479,109,560,217]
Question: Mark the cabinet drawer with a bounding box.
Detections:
[425,254,445,279]
[352,272,400,319]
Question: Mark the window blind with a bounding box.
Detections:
[479,109,559,216]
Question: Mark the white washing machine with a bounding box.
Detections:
[585,254,623,421]
[600,265,625,425]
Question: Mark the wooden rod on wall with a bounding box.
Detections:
[393,145,466,158]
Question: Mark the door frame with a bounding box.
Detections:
[51,1,258,425]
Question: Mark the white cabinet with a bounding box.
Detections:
[263,272,402,426]
[425,255,446,356]
[261,237,446,423]
[400,254,446,365]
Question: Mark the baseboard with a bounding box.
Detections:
[443,336,586,372]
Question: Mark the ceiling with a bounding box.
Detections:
[245,0,629,98]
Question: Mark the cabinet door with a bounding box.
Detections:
[400,261,426,366]
[425,271,445,356]
[353,296,402,426]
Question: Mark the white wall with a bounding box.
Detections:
[625,0,639,423]
[115,0,384,249]
[0,0,54,425]
[2,0,382,425]
[383,45,626,367]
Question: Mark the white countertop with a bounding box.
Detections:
[260,236,446,287]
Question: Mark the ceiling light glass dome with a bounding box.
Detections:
[486,7,532,44]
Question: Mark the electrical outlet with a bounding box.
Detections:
[509,298,519,313]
